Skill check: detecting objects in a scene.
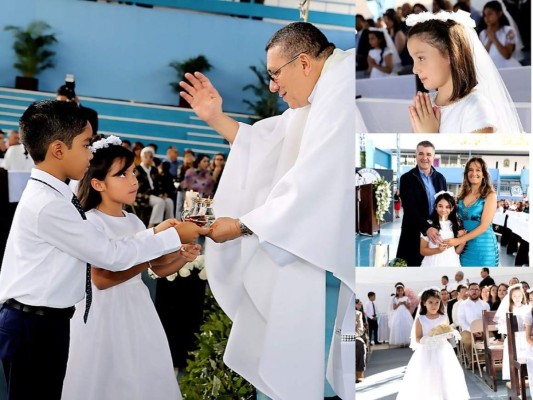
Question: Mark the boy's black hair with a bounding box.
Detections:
[77,135,134,211]
[368,291,376,298]
[19,100,88,163]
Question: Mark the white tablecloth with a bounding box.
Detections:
[493,212,507,226]
[506,211,529,242]
[356,66,531,102]
[356,98,531,133]
[377,313,389,343]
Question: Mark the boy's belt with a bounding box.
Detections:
[5,298,75,319]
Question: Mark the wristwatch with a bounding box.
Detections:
[239,220,253,236]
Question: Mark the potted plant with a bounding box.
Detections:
[242,62,282,120]
[169,55,212,108]
[4,21,57,91]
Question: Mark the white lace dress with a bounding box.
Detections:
[430,89,497,133]
[389,296,414,346]
[61,210,181,400]
[420,220,461,267]
[397,314,469,400]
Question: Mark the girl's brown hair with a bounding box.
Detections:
[408,19,477,102]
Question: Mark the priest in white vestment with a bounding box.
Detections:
[180,22,355,400]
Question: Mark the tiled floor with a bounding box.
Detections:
[356,345,515,399]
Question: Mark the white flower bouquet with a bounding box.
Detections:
[373,177,392,223]
[147,254,207,281]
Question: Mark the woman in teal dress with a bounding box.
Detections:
[443,157,499,266]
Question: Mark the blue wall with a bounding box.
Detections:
[0,0,354,113]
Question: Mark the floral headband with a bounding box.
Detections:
[406,10,476,29]
[434,190,454,199]
[89,135,122,153]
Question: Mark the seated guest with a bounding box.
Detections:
[458,283,490,367]
[181,153,215,198]
[135,147,174,227]
[355,307,367,383]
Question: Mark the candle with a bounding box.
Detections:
[184,190,199,212]
[374,242,384,267]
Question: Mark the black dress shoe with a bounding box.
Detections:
[375,341,382,345]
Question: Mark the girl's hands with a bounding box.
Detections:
[409,92,440,133]
[178,243,201,262]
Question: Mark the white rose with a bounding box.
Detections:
[166,273,177,282]
[179,268,191,278]
[198,268,208,280]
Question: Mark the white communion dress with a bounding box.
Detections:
[479,26,522,69]
[389,296,414,346]
[397,314,469,400]
[431,89,497,133]
[61,210,181,400]
[420,220,461,267]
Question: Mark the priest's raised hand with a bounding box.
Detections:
[179,72,239,144]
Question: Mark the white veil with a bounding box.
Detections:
[406,10,524,133]
[498,0,525,61]
[494,283,525,334]
[368,27,402,69]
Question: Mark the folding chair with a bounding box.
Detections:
[506,313,528,400]
[482,310,504,391]
[470,319,486,377]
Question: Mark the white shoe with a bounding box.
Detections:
[371,341,375,345]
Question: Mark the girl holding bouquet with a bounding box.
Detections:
[397,288,469,399]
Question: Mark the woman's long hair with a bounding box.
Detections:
[457,157,494,200]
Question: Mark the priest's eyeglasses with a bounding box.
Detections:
[267,53,304,82]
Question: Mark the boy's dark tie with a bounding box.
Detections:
[71,194,92,323]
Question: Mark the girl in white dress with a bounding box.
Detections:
[367,28,400,78]
[389,284,414,346]
[479,1,522,69]
[397,288,469,400]
[495,283,531,381]
[420,191,465,267]
[405,10,523,133]
[62,136,202,400]
[524,295,533,399]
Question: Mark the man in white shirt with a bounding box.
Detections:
[451,284,468,327]
[180,22,354,400]
[3,130,34,171]
[441,275,449,291]
[457,283,490,366]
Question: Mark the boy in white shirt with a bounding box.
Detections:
[0,100,208,399]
